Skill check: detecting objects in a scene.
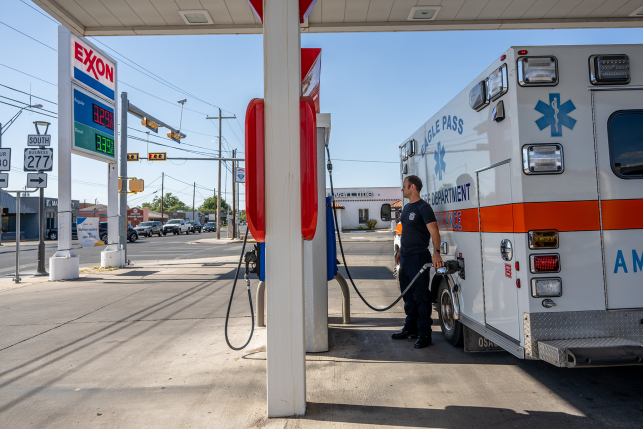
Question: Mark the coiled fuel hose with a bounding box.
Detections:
[224,231,255,350]
[326,146,431,312]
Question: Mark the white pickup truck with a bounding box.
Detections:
[163,219,190,235]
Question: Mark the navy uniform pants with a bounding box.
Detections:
[399,252,433,337]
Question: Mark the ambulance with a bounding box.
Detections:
[397,44,643,368]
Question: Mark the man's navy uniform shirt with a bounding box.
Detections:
[400,199,437,255]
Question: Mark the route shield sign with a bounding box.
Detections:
[27,134,51,146]
[0,173,8,188]
[0,148,11,171]
[27,172,47,188]
[24,148,54,172]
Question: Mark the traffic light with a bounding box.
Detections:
[129,179,144,193]
[167,131,186,143]
[141,118,159,133]
[148,152,167,161]
[127,153,139,161]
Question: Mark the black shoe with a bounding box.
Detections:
[392,329,418,340]
[414,336,432,349]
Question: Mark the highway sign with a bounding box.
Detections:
[27,134,52,146]
[24,148,54,172]
[27,173,47,188]
[0,148,11,171]
[148,152,167,161]
[0,173,8,188]
[127,153,139,161]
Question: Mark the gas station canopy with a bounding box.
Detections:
[33,0,643,37]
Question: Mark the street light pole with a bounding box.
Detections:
[206,110,235,240]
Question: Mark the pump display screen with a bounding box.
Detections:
[92,104,114,130]
[95,134,114,156]
[72,85,115,162]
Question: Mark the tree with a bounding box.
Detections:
[240,210,246,222]
[142,193,189,212]
[198,196,229,214]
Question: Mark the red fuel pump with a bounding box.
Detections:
[244,96,318,242]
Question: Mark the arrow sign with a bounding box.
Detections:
[26,173,47,188]
[0,173,7,188]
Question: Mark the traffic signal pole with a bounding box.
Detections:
[119,92,128,264]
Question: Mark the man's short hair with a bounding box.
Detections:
[405,175,423,192]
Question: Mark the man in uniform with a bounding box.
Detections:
[393,175,444,348]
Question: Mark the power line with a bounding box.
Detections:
[19,0,59,24]
[0,83,57,105]
[0,21,56,52]
[0,63,56,86]
[0,100,57,119]
[0,95,57,115]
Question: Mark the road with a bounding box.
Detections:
[0,228,387,277]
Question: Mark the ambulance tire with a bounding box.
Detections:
[437,281,464,347]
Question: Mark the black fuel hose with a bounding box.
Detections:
[224,230,255,350]
[326,146,431,312]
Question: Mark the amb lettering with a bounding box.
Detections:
[614,249,643,273]
[431,183,471,205]
[436,211,462,231]
[427,114,464,144]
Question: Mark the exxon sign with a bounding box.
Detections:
[71,34,116,100]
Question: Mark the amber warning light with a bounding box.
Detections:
[148,152,167,161]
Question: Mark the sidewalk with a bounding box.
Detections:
[0,254,640,428]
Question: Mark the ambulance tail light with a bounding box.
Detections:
[531,278,562,298]
[530,254,560,273]
[517,56,558,86]
[589,54,630,85]
[522,144,564,174]
[528,230,558,249]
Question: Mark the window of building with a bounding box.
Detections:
[358,209,369,224]
[608,110,643,179]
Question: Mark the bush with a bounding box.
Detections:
[357,226,364,230]
[366,219,377,230]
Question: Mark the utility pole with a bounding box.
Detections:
[206,109,235,239]
[161,172,164,224]
[119,93,128,265]
[192,182,195,222]
[232,149,236,240]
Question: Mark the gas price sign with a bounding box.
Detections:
[72,85,116,162]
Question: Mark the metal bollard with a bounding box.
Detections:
[256,281,265,327]
[334,273,351,324]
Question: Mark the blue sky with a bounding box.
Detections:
[2,1,643,210]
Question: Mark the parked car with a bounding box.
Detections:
[48,221,77,240]
[163,219,190,235]
[135,221,163,237]
[187,220,202,233]
[99,222,139,243]
[204,222,217,232]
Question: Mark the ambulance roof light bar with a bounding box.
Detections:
[517,56,558,86]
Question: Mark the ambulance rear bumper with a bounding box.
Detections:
[524,310,643,364]
[538,338,643,368]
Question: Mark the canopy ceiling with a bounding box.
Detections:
[34,0,643,36]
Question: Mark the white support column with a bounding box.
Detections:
[264,0,306,417]
[304,124,329,353]
[50,26,79,281]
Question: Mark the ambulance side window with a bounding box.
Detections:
[608,110,643,179]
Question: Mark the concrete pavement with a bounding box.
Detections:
[0,245,642,428]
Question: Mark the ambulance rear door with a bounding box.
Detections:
[477,159,520,341]
[591,87,643,310]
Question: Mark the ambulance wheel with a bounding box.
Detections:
[438,281,463,347]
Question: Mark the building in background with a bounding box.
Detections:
[1,193,79,240]
[326,187,398,230]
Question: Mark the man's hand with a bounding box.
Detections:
[395,252,400,266]
[433,252,445,269]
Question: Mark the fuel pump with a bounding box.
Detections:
[224,96,319,351]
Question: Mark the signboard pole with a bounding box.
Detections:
[14,192,21,283]
[50,25,79,281]
[232,149,236,239]
[118,93,128,264]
